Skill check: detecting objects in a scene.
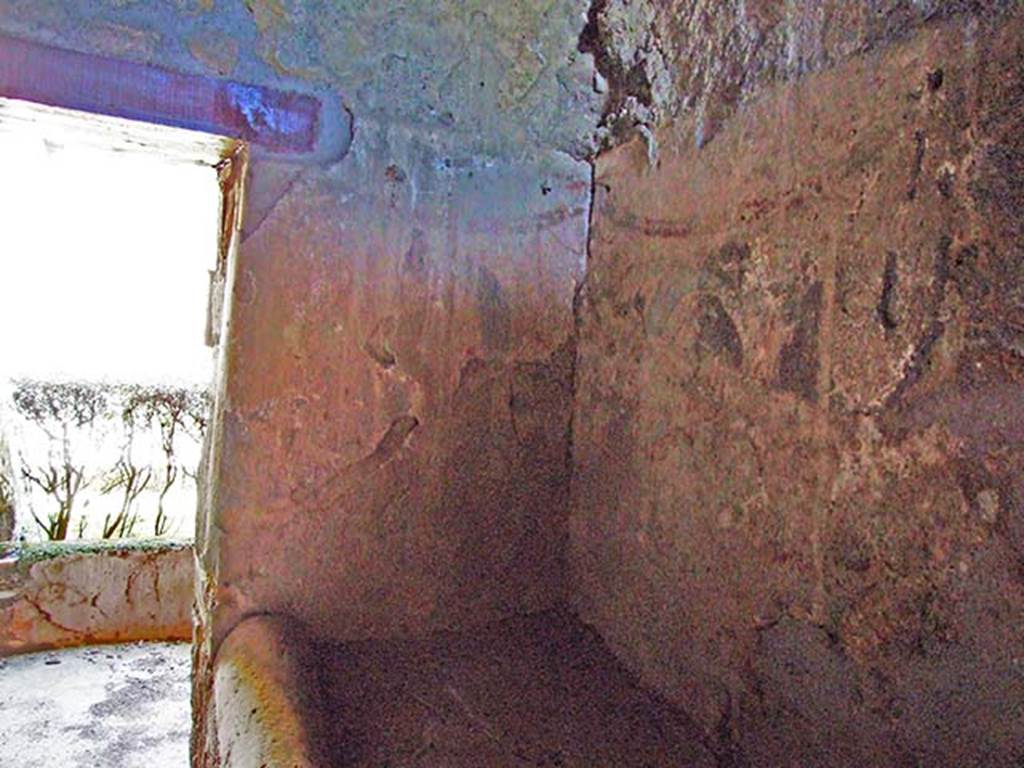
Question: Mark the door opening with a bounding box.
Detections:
[0,97,244,543]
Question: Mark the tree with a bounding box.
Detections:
[120,383,209,536]
[21,461,86,540]
[0,470,15,542]
[99,456,152,539]
[0,425,15,542]
[8,379,209,540]
[154,464,178,537]
[11,380,106,540]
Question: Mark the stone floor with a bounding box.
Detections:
[312,611,716,767]
[0,642,191,768]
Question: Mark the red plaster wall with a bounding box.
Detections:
[571,11,1024,766]
[210,143,587,645]
[0,7,587,652]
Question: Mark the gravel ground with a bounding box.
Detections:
[0,642,191,767]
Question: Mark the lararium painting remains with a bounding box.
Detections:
[0,2,1023,767]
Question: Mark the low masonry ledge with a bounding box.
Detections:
[0,539,194,656]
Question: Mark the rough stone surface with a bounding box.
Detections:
[0,4,595,764]
[572,8,1024,766]
[3,1,1023,766]
[584,0,1021,148]
[0,543,193,655]
[212,609,715,767]
[0,642,191,768]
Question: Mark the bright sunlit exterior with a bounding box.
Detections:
[0,99,223,542]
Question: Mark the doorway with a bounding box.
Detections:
[0,97,241,544]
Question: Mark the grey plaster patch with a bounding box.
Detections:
[0,642,190,768]
[0,0,603,161]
